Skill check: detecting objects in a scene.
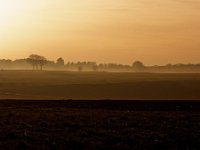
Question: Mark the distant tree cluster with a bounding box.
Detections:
[27,54,47,70]
[0,59,29,69]
[1,54,200,73]
[98,63,132,72]
[66,61,97,71]
[146,63,200,73]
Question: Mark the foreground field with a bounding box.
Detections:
[0,100,200,150]
[1,70,200,100]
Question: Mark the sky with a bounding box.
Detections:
[0,0,200,65]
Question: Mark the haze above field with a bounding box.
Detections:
[1,0,200,65]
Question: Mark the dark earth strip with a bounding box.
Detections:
[0,100,199,149]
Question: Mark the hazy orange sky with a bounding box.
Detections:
[0,0,200,65]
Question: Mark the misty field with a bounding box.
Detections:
[0,70,200,100]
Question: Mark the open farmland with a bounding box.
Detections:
[0,71,200,100]
[0,71,200,149]
[0,100,199,149]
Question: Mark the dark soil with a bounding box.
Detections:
[0,100,199,150]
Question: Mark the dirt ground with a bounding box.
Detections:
[0,100,199,150]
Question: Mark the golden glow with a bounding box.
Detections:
[0,0,200,65]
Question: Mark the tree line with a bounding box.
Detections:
[0,54,200,73]
[0,54,137,71]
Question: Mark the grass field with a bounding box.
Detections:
[0,70,200,100]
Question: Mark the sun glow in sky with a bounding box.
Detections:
[0,0,200,65]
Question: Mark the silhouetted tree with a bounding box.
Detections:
[27,54,47,70]
[132,61,145,72]
[27,55,38,70]
[38,56,47,70]
[57,57,65,66]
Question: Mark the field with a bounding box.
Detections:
[1,71,200,149]
[0,100,200,149]
[1,70,200,100]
